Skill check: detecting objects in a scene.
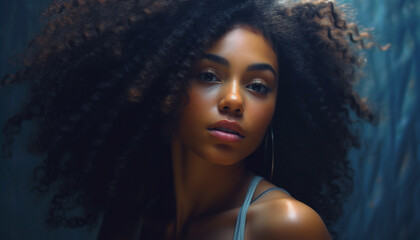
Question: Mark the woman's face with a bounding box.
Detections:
[174,25,278,166]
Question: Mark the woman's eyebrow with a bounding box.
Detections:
[247,64,277,78]
[203,54,230,66]
[203,53,277,78]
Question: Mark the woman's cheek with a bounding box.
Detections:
[246,99,276,131]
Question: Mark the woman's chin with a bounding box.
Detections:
[201,150,248,167]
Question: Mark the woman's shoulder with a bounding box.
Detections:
[247,180,332,240]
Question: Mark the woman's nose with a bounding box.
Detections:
[218,80,244,116]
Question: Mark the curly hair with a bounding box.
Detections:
[1,0,379,238]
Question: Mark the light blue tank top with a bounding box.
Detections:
[132,175,289,240]
[232,175,289,240]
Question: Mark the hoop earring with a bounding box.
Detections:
[270,127,274,181]
[264,126,275,181]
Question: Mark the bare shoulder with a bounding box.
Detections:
[248,197,332,240]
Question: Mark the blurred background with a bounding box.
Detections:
[0,0,419,239]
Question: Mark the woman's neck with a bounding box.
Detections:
[170,137,252,238]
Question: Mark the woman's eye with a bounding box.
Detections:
[247,82,270,94]
[198,71,220,82]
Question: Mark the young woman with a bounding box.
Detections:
[1,0,377,239]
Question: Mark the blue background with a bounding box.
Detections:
[1,0,419,239]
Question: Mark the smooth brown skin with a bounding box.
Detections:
[169,25,332,240]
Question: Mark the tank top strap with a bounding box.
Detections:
[233,175,263,240]
[250,187,290,204]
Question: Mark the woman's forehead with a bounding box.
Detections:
[203,25,278,74]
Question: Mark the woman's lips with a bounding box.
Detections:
[207,120,245,142]
[208,129,244,142]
